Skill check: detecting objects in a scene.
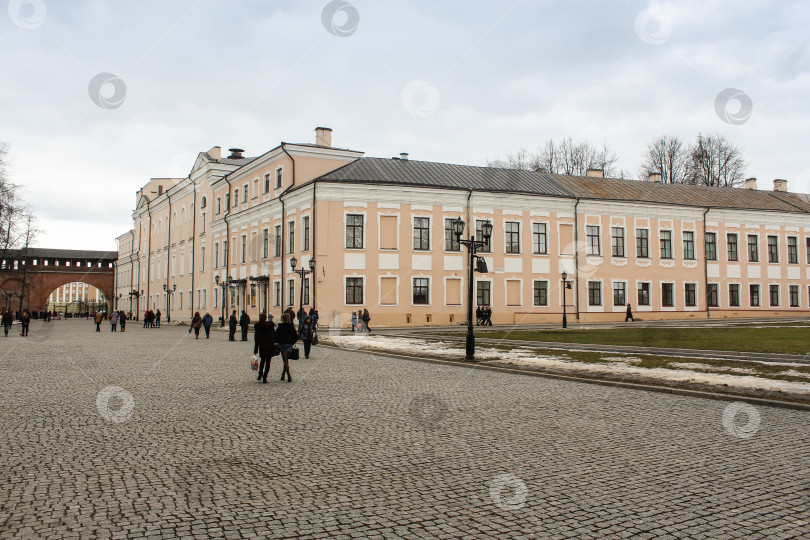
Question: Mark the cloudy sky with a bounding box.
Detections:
[2,0,809,250]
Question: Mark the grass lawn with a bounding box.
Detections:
[439,326,810,355]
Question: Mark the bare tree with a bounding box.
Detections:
[492,138,619,177]
[16,212,39,311]
[685,134,747,187]
[639,135,689,183]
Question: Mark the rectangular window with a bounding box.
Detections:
[683,231,695,259]
[637,282,650,306]
[444,219,461,251]
[287,279,295,306]
[807,238,810,264]
[201,212,206,233]
[287,221,295,254]
[346,214,364,249]
[475,220,492,253]
[233,189,238,207]
[586,225,600,256]
[223,240,228,267]
[769,284,780,306]
[748,235,759,262]
[413,217,430,250]
[588,282,601,306]
[705,233,717,261]
[532,223,547,255]
[274,225,281,257]
[685,283,696,307]
[790,285,799,307]
[214,243,219,269]
[303,216,310,251]
[767,235,779,263]
[345,277,363,304]
[200,247,205,272]
[613,282,626,306]
[660,230,673,259]
[262,229,269,258]
[727,233,739,261]
[413,278,429,304]
[242,185,248,203]
[533,281,548,306]
[241,235,246,263]
[275,168,282,189]
[611,227,625,257]
[264,174,270,193]
[707,284,719,307]
[303,277,310,305]
[636,228,649,258]
[505,222,520,254]
[750,284,760,307]
[662,283,674,307]
[216,198,221,214]
[787,237,798,264]
[729,284,740,307]
[274,281,281,307]
[214,288,218,309]
[477,281,491,306]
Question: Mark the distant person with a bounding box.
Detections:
[275,313,297,382]
[253,312,276,384]
[350,311,357,333]
[2,310,13,337]
[94,311,103,332]
[297,306,306,326]
[191,311,203,339]
[298,315,316,359]
[110,311,119,332]
[155,309,161,328]
[476,306,482,326]
[202,312,213,338]
[228,310,237,341]
[20,310,30,337]
[119,311,126,332]
[239,310,250,341]
[362,308,371,333]
[625,303,634,322]
[284,306,296,328]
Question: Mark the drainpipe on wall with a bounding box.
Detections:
[311,179,317,311]
[279,143,296,310]
[146,200,152,311]
[224,173,232,312]
[574,197,581,320]
[703,206,711,320]
[166,189,173,321]
[189,176,196,321]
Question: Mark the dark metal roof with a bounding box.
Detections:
[316,157,576,198]
[217,157,257,166]
[19,248,117,260]
[315,157,810,214]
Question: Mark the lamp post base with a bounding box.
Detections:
[464,329,476,362]
[562,314,567,329]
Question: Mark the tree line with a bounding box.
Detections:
[489,133,748,187]
[0,142,38,267]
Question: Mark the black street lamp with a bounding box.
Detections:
[215,274,228,326]
[561,271,570,329]
[290,256,316,321]
[163,283,176,322]
[452,216,492,362]
[129,290,139,320]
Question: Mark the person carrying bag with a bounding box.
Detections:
[253,312,276,384]
[275,313,298,382]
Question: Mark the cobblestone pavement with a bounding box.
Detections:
[1,320,808,539]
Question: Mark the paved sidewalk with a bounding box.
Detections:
[1,320,808,539]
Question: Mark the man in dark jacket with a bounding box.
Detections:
[2,310,12,337]
[239,310,250,341]
[228,310,237,341]
[202,312,213,338]
[253,312,276,383]
[155,309,161,328]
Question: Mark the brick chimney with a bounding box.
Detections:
[207,146,221,160]
[315,127,332,147]
[649,173,662,183]
[773,179,788,192]
[745,177,757,190]
[586,168,604,178]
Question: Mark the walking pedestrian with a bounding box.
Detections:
[239,310,250,341]
[202,312,213,338]
[228,310,237,341]
[350,310,357,332]
[284,306,296,328]
[119,311,126,332]
[2,309,13,337]
[155,309,161,328]
[625,303,634,322]
[191,311,203,339]
[94,311,103,332]
[484,306,493,326]
[296,306,306,326]
[110,311,118,332]
[309,307,319,329]
[298,315,316,359]
[275,313,297,382]
[356,310,363,332]
[476,306,482,326]
[143,310,150,328]
[20,310,30,336]
[253,312,276,384]
[362,308,371,333]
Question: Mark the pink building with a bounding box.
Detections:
[116,127,810,327]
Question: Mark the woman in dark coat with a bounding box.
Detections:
[202,312,213,338]
[361,308,371,333]
[191,312,203,339]
[20,310,30,336]
[253,312,276,383]
[298,315,316,359]
[275,313,298,382]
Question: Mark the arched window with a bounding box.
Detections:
[181,208,185,224]
[200,197,207,209]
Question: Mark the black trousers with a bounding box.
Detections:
[229,326,236,340]
[194,327,200,338]
[241,326,248,341]
[258,355,272,380]
[303,339,311,358]
[120,324,125,332]
[204,326,210,338]
[96,323,101,332]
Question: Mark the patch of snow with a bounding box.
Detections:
[668,362,758,375]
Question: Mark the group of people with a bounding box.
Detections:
[94,310,128,332]
[476,305,493,326]
[142,309,161,328]
[350,309,371,333]
[189,312,214,338]
[250,308,319,384]
[2,309,30,336]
